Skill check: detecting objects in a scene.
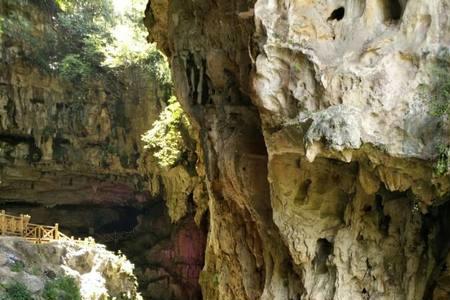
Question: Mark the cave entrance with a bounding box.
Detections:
[2,202,140,243]
[2,199,207,299]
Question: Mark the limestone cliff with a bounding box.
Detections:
[145,0,450,299]
[0,0,159,206]
[0,1,206,299]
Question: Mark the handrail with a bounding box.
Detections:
[0,210,95,245]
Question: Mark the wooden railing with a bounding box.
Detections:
[0,210,95,245]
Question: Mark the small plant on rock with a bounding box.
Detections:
[42,276,81,300]
[435,144,450,176]
[9,261,25,273]
[0,282,33,300]
[419,53,450,175]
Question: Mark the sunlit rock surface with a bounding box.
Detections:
[0,237,141,299]
[146,0,450,299]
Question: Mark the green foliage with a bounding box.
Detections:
[9,261,25,273]
[1,282,32,300]
[43,276,81,300]
[420,54,450,117]
[1,0,172,98]
[435,144,450,176]
[0,7,58,72]
[59,54,92,83]
[418,53,450,176]
[142,97,190,169]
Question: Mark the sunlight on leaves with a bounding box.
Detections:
[141,97,191,169]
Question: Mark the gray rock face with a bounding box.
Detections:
[145,0,450,299]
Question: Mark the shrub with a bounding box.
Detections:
[142,97,190,169]
[1,282,33,300]
[42,276,81,300]
[9,261,25,273]
[58,54,93,83]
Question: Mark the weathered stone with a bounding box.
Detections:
[0,237,141,299]
[145,0,450,299]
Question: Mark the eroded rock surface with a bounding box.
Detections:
[145,0,450,299]
[0,237,141,299]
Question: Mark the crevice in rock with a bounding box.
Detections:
[386,0,405,21]
[375,193,391,236]
[294,179,311,205]
[313,238,333,274]
[327,7,345,21]
[185,52,212,106]
[423,199,450,299]
[0,133,34,145]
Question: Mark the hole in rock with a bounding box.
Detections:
[388,0,403,20]
[313,238,334,274]
[375,193,383,203]
[328,7,345,21]
[363,205,372,213]
[375,194,391,235]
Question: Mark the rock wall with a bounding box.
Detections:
[145,0,450,299]
[0,1,206,299]
[0,0,160,206]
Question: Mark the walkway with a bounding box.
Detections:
[0,210,95,245]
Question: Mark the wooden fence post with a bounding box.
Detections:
[23,215,30,236]
[19,214,24,236]
[1,210,5,235]
[37,226,41,244]
[55,223,59,240]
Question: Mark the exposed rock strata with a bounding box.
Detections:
[0,1,206,299]
[145,0,450,299]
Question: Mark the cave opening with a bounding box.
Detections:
[2,202,140,240]
[2,197,206,299]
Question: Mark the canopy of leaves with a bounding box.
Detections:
[1,0,171,92]
[141,97,191,169]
